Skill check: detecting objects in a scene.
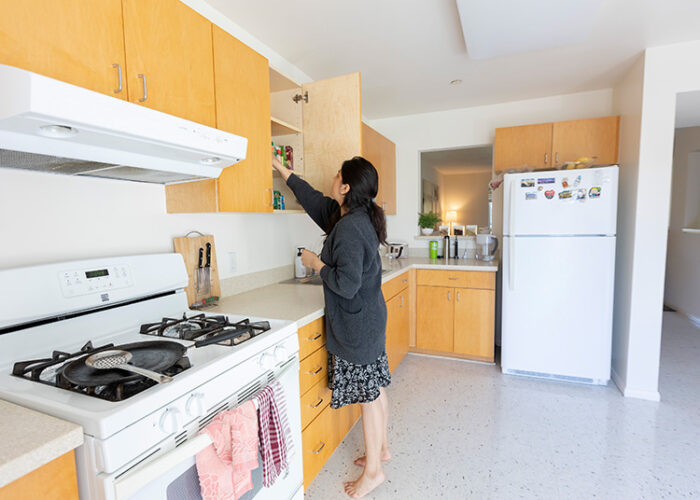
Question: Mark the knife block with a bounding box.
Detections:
[173,234,221,306]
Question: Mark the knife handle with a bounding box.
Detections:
[198,248,204,268]
[205,243,211,268]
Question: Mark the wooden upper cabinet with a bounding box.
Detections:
[302,73,362,196]
[551,116,620,167]
[213,27,272,212]
[122,0,216,126]
[494,123,553,173]
[0,0,127,99]
[362,123,396,215]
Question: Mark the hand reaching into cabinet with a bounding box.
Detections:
[272,151,293,181]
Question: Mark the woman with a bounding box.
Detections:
[272,155,391,498]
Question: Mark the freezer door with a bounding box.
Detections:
[503,166,618,236]
[501,235,615,383]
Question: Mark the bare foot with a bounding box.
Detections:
[353,450,392,467]
[344,470,385,498]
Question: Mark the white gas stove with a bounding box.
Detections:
[0,254,303,500]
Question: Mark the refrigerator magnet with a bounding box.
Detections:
[589,186,601,198]
[545,190,555,199]
[558,190,572,199]
[574,175,582,187]
[525,192,537,200]
[562,178,569,188]
[537,177,555,184]
[575,188,586,201]
[521,178,535,188]
[538,186,544,191]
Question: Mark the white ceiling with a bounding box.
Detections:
[422,146,493,175]
[676,90,700,128]
[205,0,700,119]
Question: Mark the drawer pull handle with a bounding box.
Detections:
[311,398,324,409]
[112,63,122,93]
[448,277,459,281]
[312,442,326,454]
[308,333,322,341]
[457,291,461,302]
[402,279,407,283]
[309,366,323,375]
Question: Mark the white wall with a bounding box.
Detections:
[0,1,324,277]
[439,171,491,228]
[664,127,700,323]
[610,40,700,401]
[368,89,614,245]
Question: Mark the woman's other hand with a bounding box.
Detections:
[272,149,292,181]
[301,249,325,273]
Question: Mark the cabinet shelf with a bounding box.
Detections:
[271,116,301,136]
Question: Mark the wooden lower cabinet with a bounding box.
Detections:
[301,403,334,490]
[386,289,409,372]
[416,285,454,352]
[415,271,496,362]
[453,288,496,360]
[299,346,328,395]
[0,451,78,500]
[300,376,331,430]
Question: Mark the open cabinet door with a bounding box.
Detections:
[302,73,362,196]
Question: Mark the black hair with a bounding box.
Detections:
[326,156,387,245]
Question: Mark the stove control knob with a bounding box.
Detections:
[273,345,288,363]
[159,408,181,435]
[259,352,275,370]
[186,393,205,418]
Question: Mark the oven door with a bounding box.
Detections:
[104,358,303,500]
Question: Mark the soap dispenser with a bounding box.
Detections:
[295,247,306,278]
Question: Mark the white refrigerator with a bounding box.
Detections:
[501,165,618,385]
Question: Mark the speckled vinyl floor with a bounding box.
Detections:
[303,312,700,499]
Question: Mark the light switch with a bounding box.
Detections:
[227,252,237,274]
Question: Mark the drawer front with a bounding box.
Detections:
[298,317,326,360]
[299,347,328,396]
[416,269,495,290]
[382,272,409,301]
[302,404,333,489]
[300,377,331,430]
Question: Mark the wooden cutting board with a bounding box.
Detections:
[173,233,221,306]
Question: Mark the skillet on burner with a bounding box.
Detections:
[60,341,187,387]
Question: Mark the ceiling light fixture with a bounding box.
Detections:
[450,79,463,85]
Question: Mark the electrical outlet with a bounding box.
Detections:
[227,252,237,274]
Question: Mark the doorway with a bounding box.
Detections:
[660,90,700,400]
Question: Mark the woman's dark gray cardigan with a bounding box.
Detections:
[287,174,387,365]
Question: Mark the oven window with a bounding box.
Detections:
[165,458,263,500]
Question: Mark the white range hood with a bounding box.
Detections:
[0,64,247,184]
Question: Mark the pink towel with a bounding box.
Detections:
[196,400,259,500]
[256,381,292,487]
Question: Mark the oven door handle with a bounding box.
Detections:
[113,433,212,499]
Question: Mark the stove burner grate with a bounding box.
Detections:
[140,313,271,346]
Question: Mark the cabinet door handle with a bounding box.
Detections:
[267,188,274,207]
[544,152,548,164]
[457,291,461,302]
[309,366,323,375]
[402,279,408,284]
[308,333,322,341]
[138,74,148,102]
[382,202,387,210]
[555,152,559,164]
[112,64,122,94]
[312,441,326,454]
[400,296,404,307]
[310,397,324,409]
[447,291,451,302]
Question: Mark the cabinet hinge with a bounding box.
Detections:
[292,91,309,104]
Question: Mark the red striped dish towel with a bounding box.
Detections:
[255,380,293,487]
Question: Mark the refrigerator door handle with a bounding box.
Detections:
[509,178,516,291]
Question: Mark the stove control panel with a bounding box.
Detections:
[58,264,133,298]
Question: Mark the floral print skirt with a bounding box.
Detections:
[327,351,391,409]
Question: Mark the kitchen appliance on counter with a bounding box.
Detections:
[0,65,247,183]
[476,232,498,261]
[501,165,618,384]
[385,241,408,259]
[0,254,303,500]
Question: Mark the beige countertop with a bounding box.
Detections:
[210,257,498,326]
[0,400,83,488]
